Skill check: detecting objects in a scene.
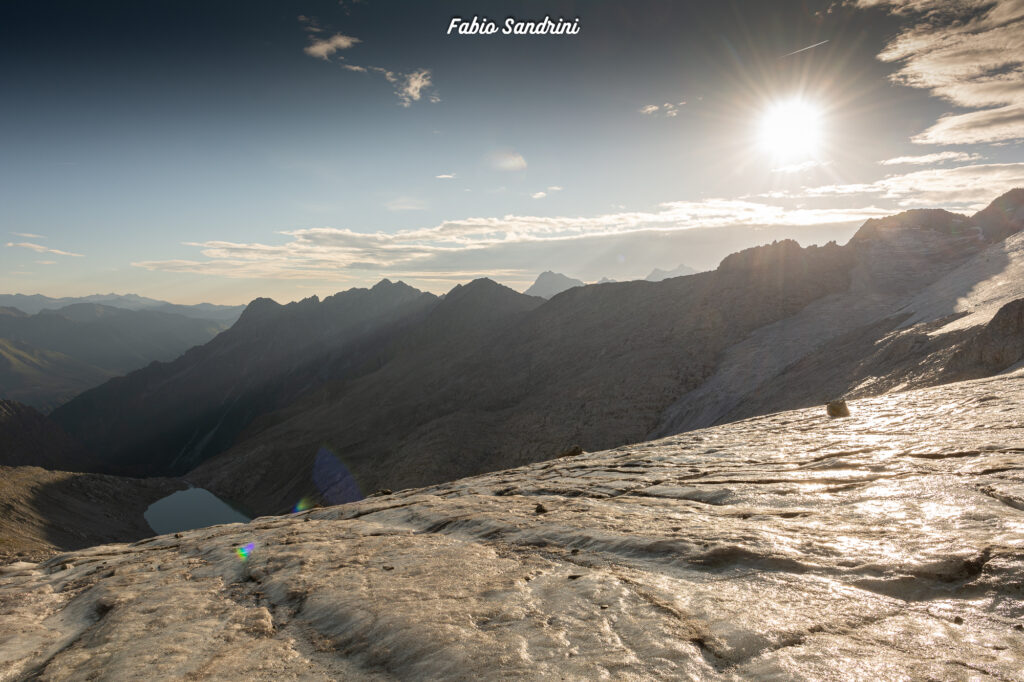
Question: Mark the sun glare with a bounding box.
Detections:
[758,98,823,160]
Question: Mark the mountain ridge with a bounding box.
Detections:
[37,190,1024,518]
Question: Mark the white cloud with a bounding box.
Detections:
[299,20,438,107]
[435,173,455,179]
[348,65,440,107]
[396,69,433,107]
[858,0,1024,144]
[770,161,1024,208]
[133,198,889,281]
[914,105,1024,145]
[879,151,983,165]
[304,33,361,60]
[6,242,83,257]
[10,231,45,239]
[532,186,562,198]
[639,104,660,115]
[490,151,527,171]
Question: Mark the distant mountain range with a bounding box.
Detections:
[646,263,698,281]
[0,293,244,323]
[0,303,234,410]
[13,189,1024,521]
[524,265,699,299]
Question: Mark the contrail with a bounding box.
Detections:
[781,40,829,58]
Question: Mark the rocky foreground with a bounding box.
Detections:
[3,370,1024,680]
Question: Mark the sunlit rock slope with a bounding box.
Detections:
[2,368,1024,680]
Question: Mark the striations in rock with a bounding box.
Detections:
[2,369,1023,679]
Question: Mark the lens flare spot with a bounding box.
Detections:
[293,497,314,513]
[235,542,255,561]
[312,447,364,506]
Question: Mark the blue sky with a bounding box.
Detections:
[2,0,1022,303]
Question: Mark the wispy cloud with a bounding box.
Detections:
[490,151,527,171]
[879,151,983,165]
[297,15,324,34]
[10,231,45,239]
[371,67,436,107]
[299,17,439,107]
[638,101,686,117]
[304,33,361,60]
[133,198,887,281]
[531,185,563,199]
[35,260,56,265]
[858,0,1024,144]
[6,242,83,257]
[765,161,1024,208]
[435,173,455,179]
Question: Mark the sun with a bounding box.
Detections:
[758,98,823,160]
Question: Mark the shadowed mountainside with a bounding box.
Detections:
[51,280,439,475]
[0,304,231,410]
[0,400,92,470]
[0,465,184,563]
[191,239,855,514]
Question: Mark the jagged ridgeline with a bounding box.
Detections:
[40,190,1024,519]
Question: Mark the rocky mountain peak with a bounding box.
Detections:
[716,239,848,279]
[849,208,975,245]
[972,187,1024,243]
[441,278,540,314]
[523,271,584,299]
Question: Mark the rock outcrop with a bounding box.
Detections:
[3,369,1023,679]
[944,297,1024,379]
